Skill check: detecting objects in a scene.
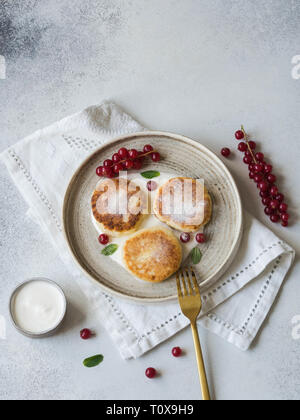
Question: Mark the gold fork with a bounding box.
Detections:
[176,268,211,401]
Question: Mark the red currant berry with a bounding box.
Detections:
[264,164,273,174]
[196,233,206,243]
[270,186,278,197]
[254,173,263,183]
[249,171,255,179]
[265,207,274,216]
[80,328,92,340]
[282,221,289,227]
[243,155,253,164]
[221,148,231,157]
[270,199,279,210]
[145,367,156,379]
[267,174,277,184]
[249,163,256,171]
[245,150,252,157]
[143,144,154,153]
[260,191,269,198]
[270,214,280,223]
[99,234,109,245]
[103,166,114,177]
[103,159,113,167]
[172,347,182,357]
[124,159,134,170]
[180,233,191,243]
[238,142,247,152]
[112,153,121,163]
[118,147,129,159]
[259,181,269,192]
[147,181,158,191]
[113,163,123,173]
[254,164,264,173]
[132,159,142,170]
[248,141,256,150]
[128,149,139,159]
[96,166,104,177]
[255,152,264,162]
[262,197,271,206]
[235,130,244,140]
[151,152,161,162]
[279,203,288,213]
[138,151,145,162]
[281,213,290,222]
[275,194,284,203]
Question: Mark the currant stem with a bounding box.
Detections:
[241,125,257,164]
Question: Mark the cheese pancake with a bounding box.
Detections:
[91,178,147,237]
[123,227,182,283]
[153,177,212,232]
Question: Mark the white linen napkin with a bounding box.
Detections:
[1,102,295,359]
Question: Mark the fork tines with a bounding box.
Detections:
[176,267,200,297]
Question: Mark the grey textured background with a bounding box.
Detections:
[0,0,300,400]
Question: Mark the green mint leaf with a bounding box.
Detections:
[141,170,160,179]
[190,247,202,265]
[83,354,104,368]
[101,244,118,256]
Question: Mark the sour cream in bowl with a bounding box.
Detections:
[9,278,67,338]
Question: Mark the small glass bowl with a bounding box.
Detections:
[9,278,67,338]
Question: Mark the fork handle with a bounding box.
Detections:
[191,322,211,401]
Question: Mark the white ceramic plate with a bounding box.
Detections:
[63,131,243,302]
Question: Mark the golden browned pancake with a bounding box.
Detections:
[123,227,182,282]
[91,178,147,237]
[153,177,212,232]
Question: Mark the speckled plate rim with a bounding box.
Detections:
[62,130,243,303]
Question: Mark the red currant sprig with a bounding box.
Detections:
[96,145,161,178]
[236,126,290,227]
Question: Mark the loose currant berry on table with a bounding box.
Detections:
[196,233,206,243]
[180,233,191,243]
[235,130,244,140]
[172,347,182,357]
[221,148,231,157]
[80,329,92,340]
[145,368,156,379]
